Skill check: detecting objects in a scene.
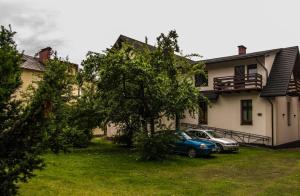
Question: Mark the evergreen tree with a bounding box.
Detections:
[0,25,76,195]
[0,25,44,196]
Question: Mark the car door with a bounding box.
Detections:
[174,133,188,154]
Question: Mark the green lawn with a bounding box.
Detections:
[19,138,300,196]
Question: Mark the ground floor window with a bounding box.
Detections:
[241,100,252,125]
[198,101,208,124]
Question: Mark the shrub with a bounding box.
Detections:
[63,126,92,148]
[113,123,136,147]
[113,131,133,147]
[134,130,176,161]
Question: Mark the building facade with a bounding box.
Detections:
[17,47,78,100]
[109,35,300,146]
[181,46,300,146]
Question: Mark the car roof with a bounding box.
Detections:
[187,129,214,132]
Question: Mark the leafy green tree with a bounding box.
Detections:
[154,31,206,130]
[81,30,206,155]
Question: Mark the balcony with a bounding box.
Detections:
[213,73,262,93]
[287,79,300,95]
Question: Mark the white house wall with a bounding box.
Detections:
[275,96,300,145]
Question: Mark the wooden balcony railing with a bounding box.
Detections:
[288,79,300,95]
[213,73,262,92]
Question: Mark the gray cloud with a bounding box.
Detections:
[0,1,63,55]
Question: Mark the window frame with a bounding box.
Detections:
[247,64,257,75]
[241,100,253,125]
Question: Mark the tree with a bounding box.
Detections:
[0,25,44,195]
[81,30,206,152]
[154,31,206,130]
[0,25,77,195]
[25,53,77,152]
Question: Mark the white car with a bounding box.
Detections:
[186,129,239,152]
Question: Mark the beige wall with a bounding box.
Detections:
[17,66,79,101]
[209,93,272,136]
[16,69,43,100]
[106,123,120,137]
[181,110,199,125]
[275,96,300,145]
[182,92,272,136]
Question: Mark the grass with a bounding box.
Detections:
[19,138,300,196]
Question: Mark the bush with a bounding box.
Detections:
[113,126,135,147]
[134,130,176,161]
[63,126,92,148]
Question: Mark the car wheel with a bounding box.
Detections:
[216,143,224,152]
[187,148,197,158]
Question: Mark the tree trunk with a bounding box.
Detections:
[175,113,180,131]
[150,118,155,135]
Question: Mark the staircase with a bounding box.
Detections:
[180,123,271,145]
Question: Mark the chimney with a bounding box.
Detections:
[38,47,52,62]
[238,45,247,55]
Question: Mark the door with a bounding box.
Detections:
[199,101,208,124]
[234,65,245,89]
[174,133,187,154]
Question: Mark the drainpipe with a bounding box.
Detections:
[256,57,268,84]
[267,98,274,146]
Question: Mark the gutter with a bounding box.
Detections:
[267,98,274,146]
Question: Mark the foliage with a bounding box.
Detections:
[113,117,140,147]
[81,30,205,160]
[0,25,44,196]
[134,130,176,161]
[62,126,91,148]
[154,31,206,129]
[0,25,79,195]
[25,54,76,153]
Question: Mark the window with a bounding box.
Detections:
[196,131,208,139]
[287,102,291,126]
[195,71,208,87]
[241,100,252,125]
[247,64,257,75]
[198,101,208,124]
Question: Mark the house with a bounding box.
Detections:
[110,35,300,146]
[181,45,300,146]
[17,47,79,99]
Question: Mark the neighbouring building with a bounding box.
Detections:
[108,35,300,146]
[17,47,79,100]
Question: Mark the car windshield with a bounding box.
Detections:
[180,132,192,140]
[206,131,223,138]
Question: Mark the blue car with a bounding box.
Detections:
[173,131,217,158]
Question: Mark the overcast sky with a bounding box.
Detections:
[0,0,300,64]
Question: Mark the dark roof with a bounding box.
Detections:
[21,55,45,72]
[202,48,280,64]
[261,46,299,97]
[21,54,78,72]
[114,34,195,63]
[115,34,156,51]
